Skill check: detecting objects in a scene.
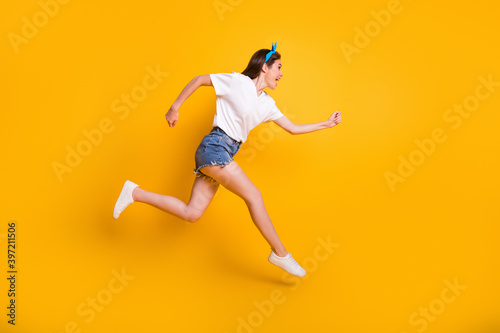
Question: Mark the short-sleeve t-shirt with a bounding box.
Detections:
[209,71,285,143]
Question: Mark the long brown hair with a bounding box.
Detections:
[241,48,281,79]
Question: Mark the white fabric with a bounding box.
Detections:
[209,71,284,143]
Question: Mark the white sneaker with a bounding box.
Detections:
[113,180,140,219]
[268,250,307,277]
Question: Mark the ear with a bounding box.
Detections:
[262,62,269,73]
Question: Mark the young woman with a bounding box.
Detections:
[113,43,342,277]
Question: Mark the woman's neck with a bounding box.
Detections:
[252,76,267,96]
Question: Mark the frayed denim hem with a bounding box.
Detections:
[193,159,234,185]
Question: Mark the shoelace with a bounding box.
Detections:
[285,254,300,271]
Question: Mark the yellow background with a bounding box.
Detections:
[1,0,499,332]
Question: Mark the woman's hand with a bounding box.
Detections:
[327,111,342,128]
[165,107,179,127]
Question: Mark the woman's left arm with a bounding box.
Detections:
[273,111,342,135]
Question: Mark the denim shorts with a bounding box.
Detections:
[193,127,242,182]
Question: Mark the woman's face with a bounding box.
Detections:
[266,60,283,90]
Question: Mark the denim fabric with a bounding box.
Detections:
[193,127,242,182]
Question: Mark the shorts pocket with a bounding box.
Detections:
[201,134,215,152]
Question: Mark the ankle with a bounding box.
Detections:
[273,248,288,257]
[132,187,140,201]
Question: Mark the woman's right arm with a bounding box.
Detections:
[165,75,213,127]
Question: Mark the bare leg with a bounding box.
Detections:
[131,175,219,222]
[199,161,288,256]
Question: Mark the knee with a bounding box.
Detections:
[245,189,263,206]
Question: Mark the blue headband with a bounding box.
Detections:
[265,42,277,63]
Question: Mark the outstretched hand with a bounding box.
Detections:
[327,111,342,128]
[165,108,179,127]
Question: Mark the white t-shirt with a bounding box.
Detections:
[209,71,285,143]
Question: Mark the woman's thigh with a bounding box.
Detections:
[199,161,262,204]
[188,175,220,212]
